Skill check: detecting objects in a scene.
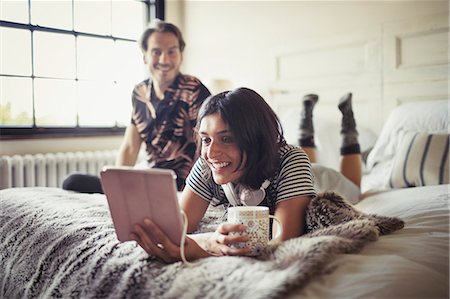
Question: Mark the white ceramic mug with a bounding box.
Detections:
[227,206,282,256]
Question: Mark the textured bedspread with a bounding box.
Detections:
[0,188,403,299]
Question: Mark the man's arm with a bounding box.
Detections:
[116,124,142,166]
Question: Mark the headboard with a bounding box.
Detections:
[269,11,448,146]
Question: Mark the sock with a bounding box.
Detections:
[299,94,319,147]
[338,92,360,155]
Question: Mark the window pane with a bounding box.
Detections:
[34,31,76,79]
[74,0,111,35]
[112,0,146,39]
[0,77,33,126]
[77,80,119,126]
[77,36,114,80]
[30,0,72,30]
[34,78,77,126]
[114,40,146,83]
[0,27,32,76]
[0,0,29,23]
[114,82,134,126]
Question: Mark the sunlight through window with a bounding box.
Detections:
[0,77,33,126]
[0,0,150,136]
[0,27,31,76]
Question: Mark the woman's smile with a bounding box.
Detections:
[210,161,231,170]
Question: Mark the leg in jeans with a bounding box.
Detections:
[62,173,104,194]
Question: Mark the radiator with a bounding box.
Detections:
[0,151,118,190]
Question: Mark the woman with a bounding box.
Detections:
[132,87,316,262]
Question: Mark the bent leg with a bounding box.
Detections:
[338,93,361,188]
[299,94,319,163]
[62,173,103,194]
[340,153,362,188]
[303,146,317,163]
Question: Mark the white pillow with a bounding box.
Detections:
[366,100,450,171]
[389,131,449,188]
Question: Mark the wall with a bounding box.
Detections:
[166,0,448,137]
[0,136,123,156]
[173,0,447,96]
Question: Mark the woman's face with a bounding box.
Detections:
[198,113,246,185]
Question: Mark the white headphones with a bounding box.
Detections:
[222,180,270,206]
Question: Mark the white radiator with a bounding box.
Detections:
[0,151,118,190]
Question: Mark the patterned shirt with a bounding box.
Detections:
[186,143,316,214]
[131,73,211,190]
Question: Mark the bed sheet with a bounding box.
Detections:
[291,184,449,299]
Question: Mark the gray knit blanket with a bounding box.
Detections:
[0,188,404,299]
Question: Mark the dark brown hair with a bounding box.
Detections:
[196,87,285,189]
[139,19,186,53]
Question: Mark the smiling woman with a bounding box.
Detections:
[0,0,160,139]
[131,87,317,262]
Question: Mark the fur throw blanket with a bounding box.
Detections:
[0,188,404,299]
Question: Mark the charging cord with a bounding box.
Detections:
[180,211,194,266]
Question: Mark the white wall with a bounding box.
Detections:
[172,0,447,97]
[0,136,123,156]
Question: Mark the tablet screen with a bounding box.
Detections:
[100,167,183,245]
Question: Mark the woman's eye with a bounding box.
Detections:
[222,136,234,144]
[201,137,211,144]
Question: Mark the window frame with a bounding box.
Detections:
[0,0,165,140]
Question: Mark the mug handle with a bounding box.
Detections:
[268,215,283,244]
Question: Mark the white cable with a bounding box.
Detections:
[180,210,194,266]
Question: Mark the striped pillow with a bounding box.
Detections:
[390,132,449,188]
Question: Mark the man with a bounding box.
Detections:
[63,20,210,192]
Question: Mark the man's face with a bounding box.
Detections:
[144,32,182,88]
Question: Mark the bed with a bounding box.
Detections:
[0,100,449,299]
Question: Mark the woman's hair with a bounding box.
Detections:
[196,87,285,189]
[139,19,186,53]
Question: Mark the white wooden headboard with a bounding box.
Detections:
[269,12,449,139]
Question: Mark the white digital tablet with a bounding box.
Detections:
[100,167,183,245]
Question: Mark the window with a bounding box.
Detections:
[0,0,161,139]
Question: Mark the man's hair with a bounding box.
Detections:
[139,19,186,53]
[196,87,285,189]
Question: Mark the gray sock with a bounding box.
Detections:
[299,94,319,141]
[338,93,359,148]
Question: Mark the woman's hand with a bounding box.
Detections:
[131,218,210,263]
[202,223,253,256]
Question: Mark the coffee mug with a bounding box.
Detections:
[227,206,282,256]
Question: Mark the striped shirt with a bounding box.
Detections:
[186,143,316,213]
[131,73,210,190]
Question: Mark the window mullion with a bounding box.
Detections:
[28,0,36,128]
